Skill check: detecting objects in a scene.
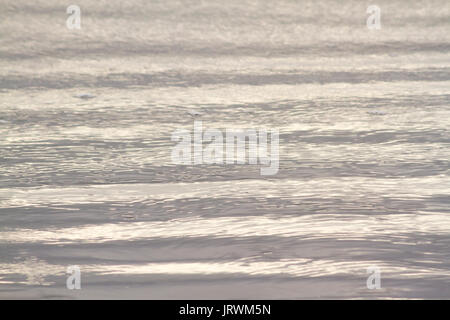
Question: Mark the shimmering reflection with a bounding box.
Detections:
[1,0,449,299]
[2,258,449,286]
[1,176,449,208]
[2,213,450,244]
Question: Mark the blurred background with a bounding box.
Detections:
[0,0,449,299]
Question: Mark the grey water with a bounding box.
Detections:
[0,0,449,299]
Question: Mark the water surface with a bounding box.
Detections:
[0,0,449,299]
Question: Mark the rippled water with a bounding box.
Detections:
[0,0,449,299]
